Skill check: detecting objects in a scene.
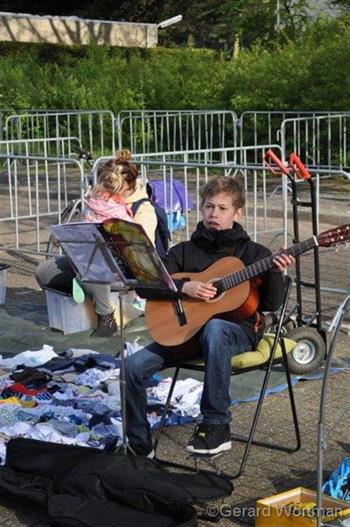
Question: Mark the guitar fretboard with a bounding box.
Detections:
[213,237,317,292]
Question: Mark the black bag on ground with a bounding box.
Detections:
[0,438,233,527]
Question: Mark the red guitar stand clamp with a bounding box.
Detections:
[263,148,290,176]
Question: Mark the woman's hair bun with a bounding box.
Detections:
[115,149,131,162]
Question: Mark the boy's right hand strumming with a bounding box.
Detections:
[182,281,217,300]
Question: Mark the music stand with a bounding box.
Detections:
[50,220,179,455]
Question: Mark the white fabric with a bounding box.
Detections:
[65,348,100,358]
[75,367,119,388]
[1,345,57,369]
[0,422,90,446]
[0,439,6,464]
[147,377,203,417]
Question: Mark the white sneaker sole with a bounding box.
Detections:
[186,440,232,455]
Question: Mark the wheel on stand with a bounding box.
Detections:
[286,326,326,375]
[264,312,296,336]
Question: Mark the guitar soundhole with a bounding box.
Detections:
[206,278,225,303]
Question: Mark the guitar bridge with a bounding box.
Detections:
[174,299,187,327]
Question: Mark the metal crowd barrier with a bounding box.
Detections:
[3,108,350,176]
[116,109,350,174]
[239,110,350,162]
[4,110,116,158]
[0,108,74,141]
[133,143,282,167]
[0,153,85,253]
[116,110,238,156]
[93,144,283,174]
[280,113,350,170]
[3,108,350,175]
[0,136,82,158]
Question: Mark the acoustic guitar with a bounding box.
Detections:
[145,224,350,346]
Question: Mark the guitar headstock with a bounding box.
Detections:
[317,224,350,248]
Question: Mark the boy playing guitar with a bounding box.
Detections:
[125,176,294,457]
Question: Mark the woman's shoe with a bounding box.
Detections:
[91,312,118,338]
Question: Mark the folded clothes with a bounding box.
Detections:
[73,354,117,371]
[10,367,52,387]
[39,357,77,372]
[0,343,202,465]
[0,396,36,408]
[0,405,22,427]
[1,383,47,398]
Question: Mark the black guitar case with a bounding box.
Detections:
[0,438,233,526]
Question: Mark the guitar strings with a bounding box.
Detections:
[214,237,316,292]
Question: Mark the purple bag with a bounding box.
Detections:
[149,179,193,213]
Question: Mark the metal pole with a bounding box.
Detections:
[316,295,350,526]
[276,0,281,32]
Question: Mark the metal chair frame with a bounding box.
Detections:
[153,276,301,480]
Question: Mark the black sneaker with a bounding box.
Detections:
[129,443,155,458]
[91,312,118,338]
[186,423,231,455]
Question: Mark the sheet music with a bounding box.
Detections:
[102,219,178,291]
[50,220,177,292]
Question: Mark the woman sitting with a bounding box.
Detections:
[36,150,157,337]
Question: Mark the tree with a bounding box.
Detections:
[329,0,350,8]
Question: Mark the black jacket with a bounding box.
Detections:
[163,221,285,346]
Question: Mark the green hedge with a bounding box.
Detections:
[0,16,350,114]
[227,15,350,112]
[0,44,229,112]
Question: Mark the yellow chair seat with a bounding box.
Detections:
[182,334,296,370]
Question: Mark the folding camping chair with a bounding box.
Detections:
[153,275,301,479]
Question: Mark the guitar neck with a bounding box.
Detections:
[217,236,318,292]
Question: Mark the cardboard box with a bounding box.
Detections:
[256,487,350,527]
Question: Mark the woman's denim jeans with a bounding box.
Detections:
[125,318,251,451]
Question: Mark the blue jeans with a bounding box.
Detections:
[125,318,252,451]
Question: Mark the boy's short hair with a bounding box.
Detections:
[200,176,245,209]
